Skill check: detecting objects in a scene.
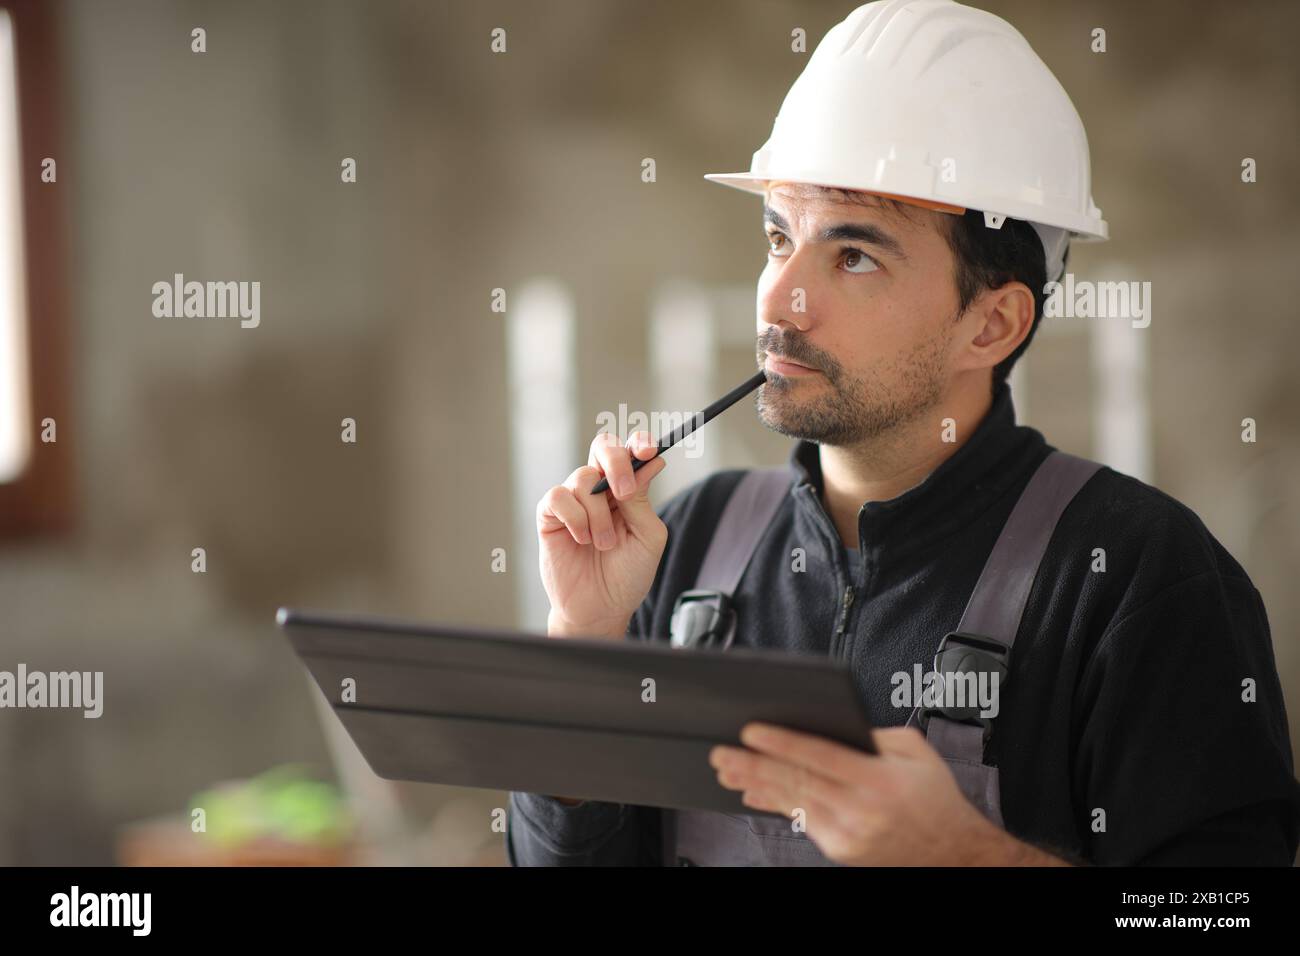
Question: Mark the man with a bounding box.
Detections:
[508,0,1300,865]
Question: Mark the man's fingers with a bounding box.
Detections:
[628,431,661,461]
[589,432,637,500]
[738,722,880,787]
[567,465,617,550]
[537,485,591,545]
[715,745,849,811]
[588,431,662,501]
[568,431,666,548]
[613,454,667,541]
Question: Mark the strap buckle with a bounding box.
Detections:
[916,631,1010,742]
[669,589,736,651]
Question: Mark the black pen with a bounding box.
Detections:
[590,369,768,494]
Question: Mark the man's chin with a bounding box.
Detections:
[757,406,825,443]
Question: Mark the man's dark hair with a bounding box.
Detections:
[817,187,1060,390]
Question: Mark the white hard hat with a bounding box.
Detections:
[704,0,1107,281]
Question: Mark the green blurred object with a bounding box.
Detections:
[188,764,354,848]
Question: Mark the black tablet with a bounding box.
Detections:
[278,607,876,815]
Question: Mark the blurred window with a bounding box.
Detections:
[0,9,31,484]
[0,1,72,539]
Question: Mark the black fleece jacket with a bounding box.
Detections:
[508,381,1300,865]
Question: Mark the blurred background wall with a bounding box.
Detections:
[0,0,1296,864]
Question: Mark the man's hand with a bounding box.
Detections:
[537,430,668,640]
[709,722,1073,866]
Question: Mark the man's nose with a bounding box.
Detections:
[758,251,817,331]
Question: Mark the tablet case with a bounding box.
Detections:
[278,607,876,815]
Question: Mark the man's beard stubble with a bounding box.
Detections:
[755,327,949,446]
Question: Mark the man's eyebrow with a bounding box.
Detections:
[763,204,908,261]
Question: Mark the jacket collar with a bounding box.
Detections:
[785,380,1047,557]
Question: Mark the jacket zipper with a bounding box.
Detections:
[832,585,855,660]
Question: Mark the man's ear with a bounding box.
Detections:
[963,281,1035,372]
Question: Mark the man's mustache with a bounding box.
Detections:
[757,335,831,376]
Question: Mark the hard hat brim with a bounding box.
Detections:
[703,171,1108,242]
[705,171,955,211]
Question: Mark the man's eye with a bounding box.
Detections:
[841,248,878,274]
[766,233,790,257]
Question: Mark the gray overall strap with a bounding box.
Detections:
[661,466,792,865]
[921,450,1103,769]
[695,466,795,593]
